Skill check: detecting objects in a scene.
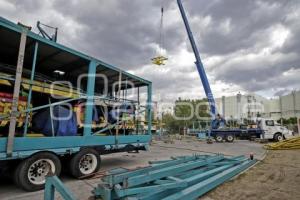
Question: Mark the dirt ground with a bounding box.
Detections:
[203,150,300,200]
[0,139,266,200]
[1,140,299,200]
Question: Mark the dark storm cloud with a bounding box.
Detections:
[280,1,300,54]
[50,0,182,70]
[181,0,300,93]
[1,0,299,99]
[184,0,291,55]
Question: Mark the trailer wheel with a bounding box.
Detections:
[225,134,234,142]
[14,152,61,191]
[69,148,101,178]
[215,134,223,142]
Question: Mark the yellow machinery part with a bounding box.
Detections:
[0,72,80,98]
[264,137,300,150]
[21,82,79,98]
[25,133,45,137]
[0,79,11,86]
[151,56,168,65]
[0,97,31,127]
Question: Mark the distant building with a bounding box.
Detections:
[215,90,300,121]
[279,91,300,119]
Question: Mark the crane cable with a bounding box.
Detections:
[159,7,164,55]
[151,6,168,65]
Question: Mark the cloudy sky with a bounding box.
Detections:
[1,0,299,103]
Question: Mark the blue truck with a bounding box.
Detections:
[0,17,152,191]
[210,127,262,142]
[188,123,262,142]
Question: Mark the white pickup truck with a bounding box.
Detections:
[259,118,294,141]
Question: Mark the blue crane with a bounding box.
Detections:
[177,0,217,124]
[177,0,238,143]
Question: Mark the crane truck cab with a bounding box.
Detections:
[259,118,293,141]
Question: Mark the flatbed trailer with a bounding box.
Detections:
[210,128,262,142]
[0,17,152,191]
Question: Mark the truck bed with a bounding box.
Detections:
[211,128,262,139]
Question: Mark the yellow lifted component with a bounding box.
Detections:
[151,7,168,66]
[151,55,168,65]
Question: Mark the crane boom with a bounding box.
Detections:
[177,0,216,119]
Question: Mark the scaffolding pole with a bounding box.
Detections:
[7,28,28,156]
[23,41,39,136]
[115,71,122,143]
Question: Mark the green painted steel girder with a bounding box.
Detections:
[114,177,187,198]
[161,159,256,200]
[123,155,224,188]
[103,154,206,186]
[43,154,256,200]
[44,176,77,200]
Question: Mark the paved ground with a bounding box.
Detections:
[0,139,266,200]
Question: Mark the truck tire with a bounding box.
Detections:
[215,134,223,142]
[69,148,101,178]
[206,137,213,144]
[225,134,234,142]
[13,152,61,191]
[274,133,283,142]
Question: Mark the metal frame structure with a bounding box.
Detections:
[92,154,256,200]
[0,16,152,160]
[43,154,256,200]
[37,21,58,42]
[44,175,77,200]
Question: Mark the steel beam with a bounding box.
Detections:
[147,83,152,135]
[114,177,187,198]
[23,41,39,136]
[44,176,77,200]
[6,28,28,156]
[45,154,256,200]
[103,155,206,186]
[139,164,234,200]
[161,160,256,200]
[124,155,224,188]
[93,155,256,200]
[83,60,97,136]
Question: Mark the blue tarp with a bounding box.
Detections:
[32,106,77,136]
[108,103,135,124]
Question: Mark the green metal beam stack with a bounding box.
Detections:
[92,154,256,200]
[44,154,256,200]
